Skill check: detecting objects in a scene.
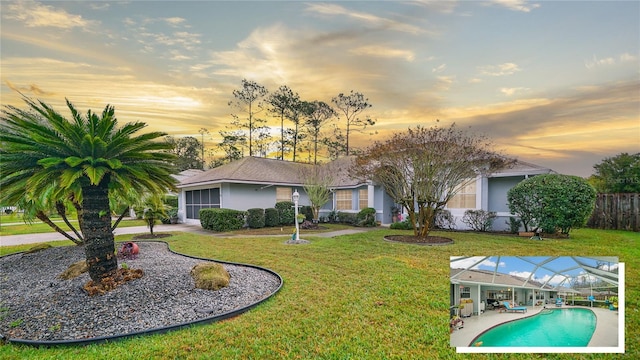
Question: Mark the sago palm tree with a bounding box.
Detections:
[0,97,177,282]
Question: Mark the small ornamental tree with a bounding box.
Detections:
[134,194,168,236]
[352,124,511,240]
[507,174,596,236]
[302,164,335,222]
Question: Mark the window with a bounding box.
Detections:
[276,187,292,203]
[336,190,352,210]
[358,188,368,209]
[447,179,476,209]
[185,188,220,219]
[461,286,471,299]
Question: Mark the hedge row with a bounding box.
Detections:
[200,208,245,232]
[201,205,379,231]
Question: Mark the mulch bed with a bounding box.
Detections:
[132,233,173,240]
[384,235,454,246]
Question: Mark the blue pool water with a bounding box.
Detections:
[471,308,596,347]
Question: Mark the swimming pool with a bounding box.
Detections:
[471,308,596,347]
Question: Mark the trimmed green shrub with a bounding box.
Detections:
[507,217,522,234]
[506,181,539,232]
[200,208,245,232]
[247,208,265,229]
[507,174,596,236]
[337,211,357,225]
[160,208,179,224]
[264,208,279,227]
[356,207,377,227]
[300,205,314,221]
[390,218,413,230]
[275,201,295,225]
[462,210,496,232]
[327,210,338,223]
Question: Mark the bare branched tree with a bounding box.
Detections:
[352,123,513,239]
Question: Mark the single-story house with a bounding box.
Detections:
[176,156,392,224]
[175,156,553,229]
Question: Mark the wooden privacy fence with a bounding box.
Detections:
[587,193,639,231]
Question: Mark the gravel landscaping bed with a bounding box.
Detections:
[0,242,281,344]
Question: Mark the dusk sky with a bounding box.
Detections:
[1,1,638,176]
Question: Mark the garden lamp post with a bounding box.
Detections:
[293,189,300,241]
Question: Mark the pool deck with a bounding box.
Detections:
[450,305,619,348]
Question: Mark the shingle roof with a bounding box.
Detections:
[177,156,365,188]
[172,169,204,183]
[178,157,553,188]
[490,160,554,177]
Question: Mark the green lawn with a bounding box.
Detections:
[0,228,637,359]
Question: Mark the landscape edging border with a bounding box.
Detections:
[0,240,283,347]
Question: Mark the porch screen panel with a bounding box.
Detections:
[201,189,210,205]
[186,188,221,219]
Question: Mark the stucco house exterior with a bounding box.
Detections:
[445,161,554,231]
[176,156,553,229]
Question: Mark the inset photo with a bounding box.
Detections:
[449,256,623,353]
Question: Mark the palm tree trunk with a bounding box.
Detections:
[81,180,117,282]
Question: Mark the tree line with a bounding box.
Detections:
[168,79,376,171]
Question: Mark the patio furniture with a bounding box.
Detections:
[485,299,499,310]
[555,298,563,307]
[460,299,473,317]
[502,301,527,313]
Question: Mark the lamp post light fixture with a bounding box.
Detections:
[292,189,300,242]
